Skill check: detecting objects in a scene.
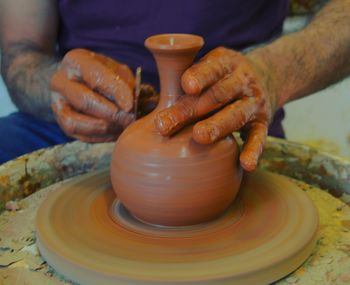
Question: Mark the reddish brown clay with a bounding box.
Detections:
[110,34,242,226]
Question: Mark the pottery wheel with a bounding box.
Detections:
[36,170,318,285]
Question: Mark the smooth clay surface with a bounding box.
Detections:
[35,169,318,285]
[111,34,242,226]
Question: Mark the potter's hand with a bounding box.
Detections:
[50,49,158,142]
[155,47,277,171]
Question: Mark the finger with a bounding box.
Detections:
[240,122,268,172]
[51,93,120,137]
[94,53,135,88]
[74,134,120,143]
[154,95,198,136]
[193,68,251,113]
[181,47,243,96]
[51,70,120,122]
[62,49,134,111]
[155,70,250,136]
[112,110,136,130]
[193,98,257,144]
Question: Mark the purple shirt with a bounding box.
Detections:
[57,0,288,137]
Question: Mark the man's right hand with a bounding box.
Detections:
[50,49,136,143]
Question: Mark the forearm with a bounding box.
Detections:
[1,42,59,121]
[248,0,350,109]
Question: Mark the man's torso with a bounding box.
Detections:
[57,0,289,86]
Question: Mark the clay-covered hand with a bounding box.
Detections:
[154,47,277,171]
[50,49,157,143]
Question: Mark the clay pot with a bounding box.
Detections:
[110,34,242,226]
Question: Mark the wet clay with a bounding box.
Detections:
[50,49,136,142]
[50,49,159,143]
[110,34,242,226]
[51,48,135,112]
[36,169,319,285]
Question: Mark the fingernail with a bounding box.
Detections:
[239,153,257,172]
[182,73,200,95]
[193,123,219,144]
[155,112,175,135]
[112,111,135,128]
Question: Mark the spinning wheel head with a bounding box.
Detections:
[36,170,318,285]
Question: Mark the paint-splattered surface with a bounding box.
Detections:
[0,182,72,285]
[0,174,349,285]
[0,138,349,213]
[273,179,350,284]
[0,142,114,211]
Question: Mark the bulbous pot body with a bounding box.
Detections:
[111,112,242,226]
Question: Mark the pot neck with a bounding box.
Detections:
[145,34,204,111]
